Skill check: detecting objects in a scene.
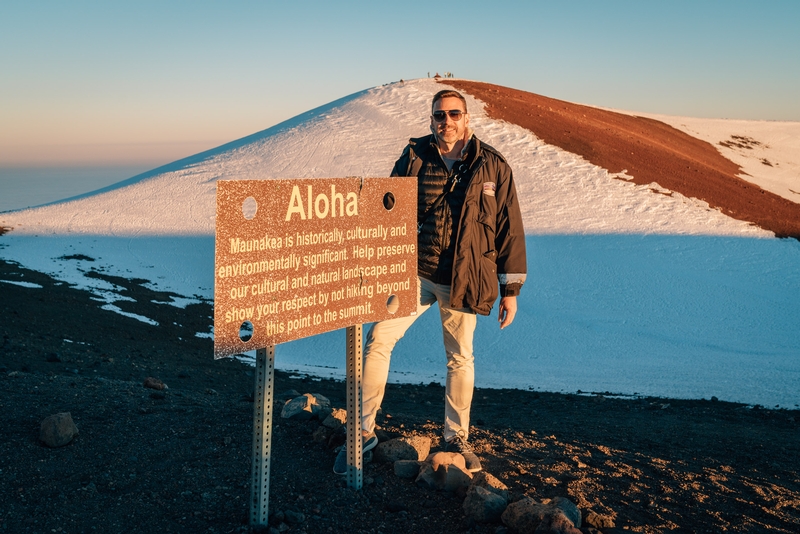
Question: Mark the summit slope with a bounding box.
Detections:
[445,79,800,238]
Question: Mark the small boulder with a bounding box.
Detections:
[375,435,431,463]
[430,451,472,491]
[281,393,330,420]
[536,511,582,533]
[40,412,78,447]
[427,451,466,472]
[502,497,540,533]
[310,393,332,418]
[281,395,314,420]
[415,462,438,489]
[584,511,616,529]
[443,463,473,493]
[534,512,582,534]
[405,435,432,458]
[415,453,472,491]
[143,377,167,390]
[470,471,509,501]
[463,485,507,524]
[394,460,422,479]
[501,496,581,532]
[548,497,581,528]
[321,408,347,429]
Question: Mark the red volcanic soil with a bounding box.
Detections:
[442,80,800,239]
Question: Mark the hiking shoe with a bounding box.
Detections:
[445,435,482,472]
[333,431,378,475]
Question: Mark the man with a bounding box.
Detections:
[334,89,527,474]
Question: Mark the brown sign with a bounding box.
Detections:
[214,177,417,358]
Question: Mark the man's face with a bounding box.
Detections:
[431,96,469,147]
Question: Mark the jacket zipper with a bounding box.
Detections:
[449,155,487,302]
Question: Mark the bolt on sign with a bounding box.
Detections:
[214,177,417,358]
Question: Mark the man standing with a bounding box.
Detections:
[335,89,527,474]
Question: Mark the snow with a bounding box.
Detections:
[99,304,159,326]
[0,279,43,289]
[1,78,798,408]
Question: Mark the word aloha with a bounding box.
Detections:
[285,184,358,221]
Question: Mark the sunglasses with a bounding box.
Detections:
[432,109,466,122]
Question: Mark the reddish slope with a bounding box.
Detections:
[443,80,800,238]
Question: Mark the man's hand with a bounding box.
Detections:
[498,296,517,330]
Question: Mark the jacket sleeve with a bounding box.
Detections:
[493,161,527,297]
[390,144,412,177]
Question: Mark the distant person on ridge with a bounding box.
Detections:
[335,89,527,474]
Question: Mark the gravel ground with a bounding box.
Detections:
[1,258,798,533]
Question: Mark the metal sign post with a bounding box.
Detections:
[345,325,363,489]
[250,345,275,525]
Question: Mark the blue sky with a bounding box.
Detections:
[2,0,798,168]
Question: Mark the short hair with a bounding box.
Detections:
[431,90,467,112]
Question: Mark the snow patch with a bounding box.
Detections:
[100,304,159,326]
[0,279,42,288]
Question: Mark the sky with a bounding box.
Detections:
[1,1,799,169]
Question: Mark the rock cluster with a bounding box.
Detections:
[283,392,620,533]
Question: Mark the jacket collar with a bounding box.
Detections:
[421,129,479,166]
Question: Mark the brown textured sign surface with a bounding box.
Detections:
[214,177,417,358]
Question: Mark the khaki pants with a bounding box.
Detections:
[361,277,477,442]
